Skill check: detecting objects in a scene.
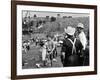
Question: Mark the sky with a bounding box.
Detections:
[22,10,89,18]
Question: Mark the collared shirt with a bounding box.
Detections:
[78,31,87,50]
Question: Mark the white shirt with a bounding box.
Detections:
[78,31,87,50]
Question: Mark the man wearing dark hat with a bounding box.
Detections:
[61,26,83,67]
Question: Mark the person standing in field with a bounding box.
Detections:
[61,26,83,67]
[76,23,87,50]
[40,41,47,66]
[45,35,57,66]
[76,23,88,65]
[52,36,58,61]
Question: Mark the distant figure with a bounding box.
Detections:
[41,42,47,66]
[52,37,58,61]
[57,14,61,19]
[26,43,30,51]
[46,35,57,66]
[33,14,37,18]
[61,26,83,67]
[45,16,50,22]
[22,41,30,54]
[35,37,39,46]
[22,42,27,54]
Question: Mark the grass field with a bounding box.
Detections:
[22,42,63,69]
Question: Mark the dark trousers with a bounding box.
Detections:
[63,54,80,67]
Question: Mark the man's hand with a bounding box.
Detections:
[62,52,65,59]
[80,49,85,57]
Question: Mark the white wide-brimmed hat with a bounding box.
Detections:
[77,23,84,28]
[64,26,75,35]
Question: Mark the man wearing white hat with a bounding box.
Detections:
[61,26,83,67]
[76,23,88,66]
[77,23,87,50]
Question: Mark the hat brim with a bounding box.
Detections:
[77,26,84,29]
[64,27,75,35]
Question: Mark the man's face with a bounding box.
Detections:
[77,27,83,33]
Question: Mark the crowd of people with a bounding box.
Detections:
[22,22,89,68]
[40,23,88,67]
